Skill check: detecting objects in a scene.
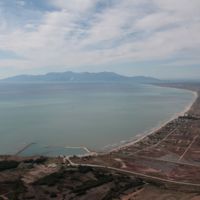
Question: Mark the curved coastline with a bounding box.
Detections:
[103,88,198,154]
[10,86,199,157]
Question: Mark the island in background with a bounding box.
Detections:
[0,82,200,200]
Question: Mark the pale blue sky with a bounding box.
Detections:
[0,0,200,79]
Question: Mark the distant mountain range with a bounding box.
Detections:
[1,71,161,84]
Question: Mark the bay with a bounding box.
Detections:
[0,82,195,156]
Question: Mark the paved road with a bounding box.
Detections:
[67,157,200,187]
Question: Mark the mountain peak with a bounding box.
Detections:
[1,71,161,83]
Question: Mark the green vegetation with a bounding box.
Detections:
[78,165,93,173]
[102,178,144,200]
[23,156,47,164]
[73,175,113,195]
[7,180,26,200]
[0,160,19,171]
[35,171,65,186]
[50,192,57,198]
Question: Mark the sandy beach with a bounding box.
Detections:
[106,88,198,154]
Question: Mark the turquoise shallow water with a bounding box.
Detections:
[0,82,195,156]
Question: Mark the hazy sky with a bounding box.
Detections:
[0,0,200,79]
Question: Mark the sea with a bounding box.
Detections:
[0,82,195,156]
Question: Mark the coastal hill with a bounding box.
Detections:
[1,71,161,83]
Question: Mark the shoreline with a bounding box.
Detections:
[104,88,198,154]
[6,86,198,158]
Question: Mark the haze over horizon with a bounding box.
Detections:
[0,0,200,79]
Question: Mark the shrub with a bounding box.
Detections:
[0,161,19,171]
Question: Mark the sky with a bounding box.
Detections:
[0,0,200,79]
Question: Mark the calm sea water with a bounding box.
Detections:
[0,82,195,156]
